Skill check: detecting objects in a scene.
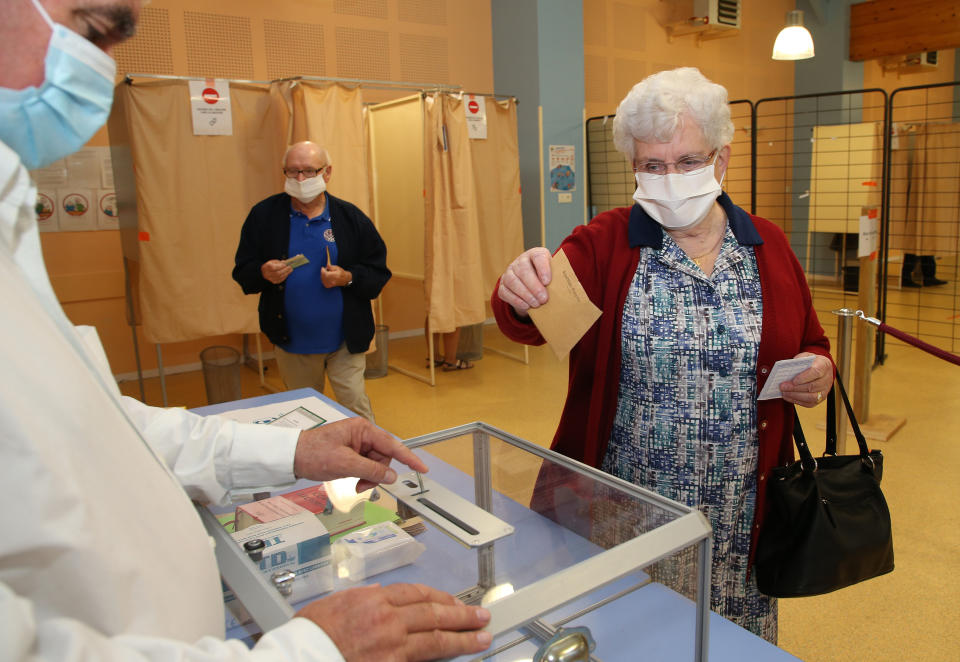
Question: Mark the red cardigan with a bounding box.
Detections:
[492,195,832,564]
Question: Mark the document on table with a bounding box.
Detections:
[527,249,602,360]
[218,396,348,426]
[757,356,815,400]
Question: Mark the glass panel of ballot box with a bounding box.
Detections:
[201,422,713,662]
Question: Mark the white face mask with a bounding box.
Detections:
[284,174,326,203]
[632,158,724,230]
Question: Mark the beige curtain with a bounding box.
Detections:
[367,95,425,279]
[469,97,524,295]
[118,80,289,343]
[889,123,960,255]
[292,83,370,217]
[423,94,487,333]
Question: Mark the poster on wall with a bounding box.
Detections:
[35,191,59,233]
[464,94,487,139]
[66,148,103,188]
[97,190,119,229]
[57,188,97,231]
[189,79,233,136]
[30,147,116,232]
[549,145,576,192]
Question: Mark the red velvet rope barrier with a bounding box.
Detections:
[878,322,960,367]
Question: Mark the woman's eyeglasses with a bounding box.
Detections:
[632,150,717,176]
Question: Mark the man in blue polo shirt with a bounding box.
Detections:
[234,141,389,421]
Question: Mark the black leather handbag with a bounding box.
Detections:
[755,375,894,597]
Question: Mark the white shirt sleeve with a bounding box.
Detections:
[119,396,301,505]
[3,582,345,662]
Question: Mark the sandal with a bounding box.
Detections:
[425,357,445,368]
[442,359,474,371]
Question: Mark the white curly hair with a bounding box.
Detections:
[612,67,735,162]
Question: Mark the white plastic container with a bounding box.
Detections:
[333,521,425,581]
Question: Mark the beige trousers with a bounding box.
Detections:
[274,343,375,422]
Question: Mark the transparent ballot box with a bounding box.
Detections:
[200,422,713,662]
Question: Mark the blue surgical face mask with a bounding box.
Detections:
[0,0,117,170]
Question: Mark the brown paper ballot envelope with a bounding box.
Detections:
[528,249,602,359]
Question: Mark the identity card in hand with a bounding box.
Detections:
[757,356,816,400]
[285,253,309,269]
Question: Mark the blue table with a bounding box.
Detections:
[195,389,799,661]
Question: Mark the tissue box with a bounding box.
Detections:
[230,511,334,604]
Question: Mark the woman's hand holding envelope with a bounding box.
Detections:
[497,246,553,317]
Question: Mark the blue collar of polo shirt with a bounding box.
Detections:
[627,191,763,249]
[289,197,330,223]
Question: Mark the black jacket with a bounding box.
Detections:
[232,192,390,353]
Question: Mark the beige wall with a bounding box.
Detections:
[583,0,797,118]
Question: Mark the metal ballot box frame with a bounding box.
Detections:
[203,421,714,662]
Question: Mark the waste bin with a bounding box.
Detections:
[364,325,389,378]
[457,323,484,362]
[200,345,242,404]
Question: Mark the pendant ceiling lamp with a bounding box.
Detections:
[772,9,815,60]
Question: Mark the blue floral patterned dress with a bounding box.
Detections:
[600,224,778,642]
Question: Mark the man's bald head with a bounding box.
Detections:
[283,142,331,170]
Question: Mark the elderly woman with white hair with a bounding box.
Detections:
[491,67,834,641]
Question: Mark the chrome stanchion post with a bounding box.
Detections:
[832,308,856,455]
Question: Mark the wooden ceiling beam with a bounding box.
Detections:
[849,0,960,61]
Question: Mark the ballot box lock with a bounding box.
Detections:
[271,570,296,597]
[533,626,596,662]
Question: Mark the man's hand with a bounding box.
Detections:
[293,418,428,491]
[321,265,352,288]
[296,584,492,662]
[778,353,835,408]
[496,247,553,318]
[261,259,292,284]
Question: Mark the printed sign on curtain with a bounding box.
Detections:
[189,79,233,136]
[464,94,487,139]
[549,145,576,192]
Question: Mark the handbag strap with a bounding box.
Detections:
[829,373,871,458]
[825,382,837,454]
[790,372,871,472]
[791,412,818,472]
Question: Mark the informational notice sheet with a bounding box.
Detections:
[188,78,233,136]
[464,94,487,139]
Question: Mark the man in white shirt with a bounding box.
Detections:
[0,2,492,661]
